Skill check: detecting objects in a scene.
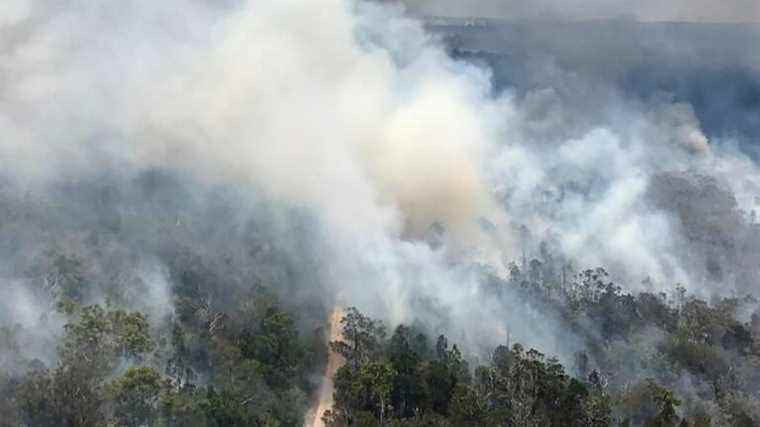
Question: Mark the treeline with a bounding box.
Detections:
[2,173,760,426]
[5,265,757,426]
[317,259,760,426]
[1,292,324,426]
[1,260,759,426]
[322,307,685,426]
[0,172,331,426]
[323,307,612,426]
[498,262,760,425]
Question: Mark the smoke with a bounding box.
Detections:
[2,0,760,366]
[434,11,760,296]
[0,0,518,359]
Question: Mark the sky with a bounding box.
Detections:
[403,0,760,22]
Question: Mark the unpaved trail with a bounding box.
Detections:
[305,307,345,427]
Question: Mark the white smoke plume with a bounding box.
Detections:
[2,0,760,360]
[0,0,520,353]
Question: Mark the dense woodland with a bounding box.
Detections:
[2,0,760,425]
[323,268,760,426]
[1,174,759,426]
[0,173,328,426]
[3,254,760,426]
[0,264,324,426]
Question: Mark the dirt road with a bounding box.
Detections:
[305,307,345,427]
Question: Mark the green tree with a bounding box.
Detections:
[17,305,154,427]
[246,306,303,388]
[644,380,681,427]
[330,307,386,371]
[108,367,166,427]
[388,325,425,418]
[359,361,395,424]
[450,384,487,426]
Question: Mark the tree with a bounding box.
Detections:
[244,306,303,388]
[16,366,59,427]
[450,384,487,426]
[16,305,154,427]
[330,307,386,370]
[359,361,395,424]
[0,369,22,427]
[422,337,469,416]
[388,325,425,418]
[644,380,682,427]
[108,367,166,427]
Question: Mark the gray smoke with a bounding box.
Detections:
[1,0,760,367]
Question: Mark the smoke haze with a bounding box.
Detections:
[1,0,760,368]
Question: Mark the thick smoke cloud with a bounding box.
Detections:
[431,12,760,296]
[0,0,524,358]
[1,0,760,367]
[1,0,509,240]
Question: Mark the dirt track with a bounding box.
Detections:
[305,307,345,427]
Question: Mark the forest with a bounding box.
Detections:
[2,0,760,426]
[0,172,759,426]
